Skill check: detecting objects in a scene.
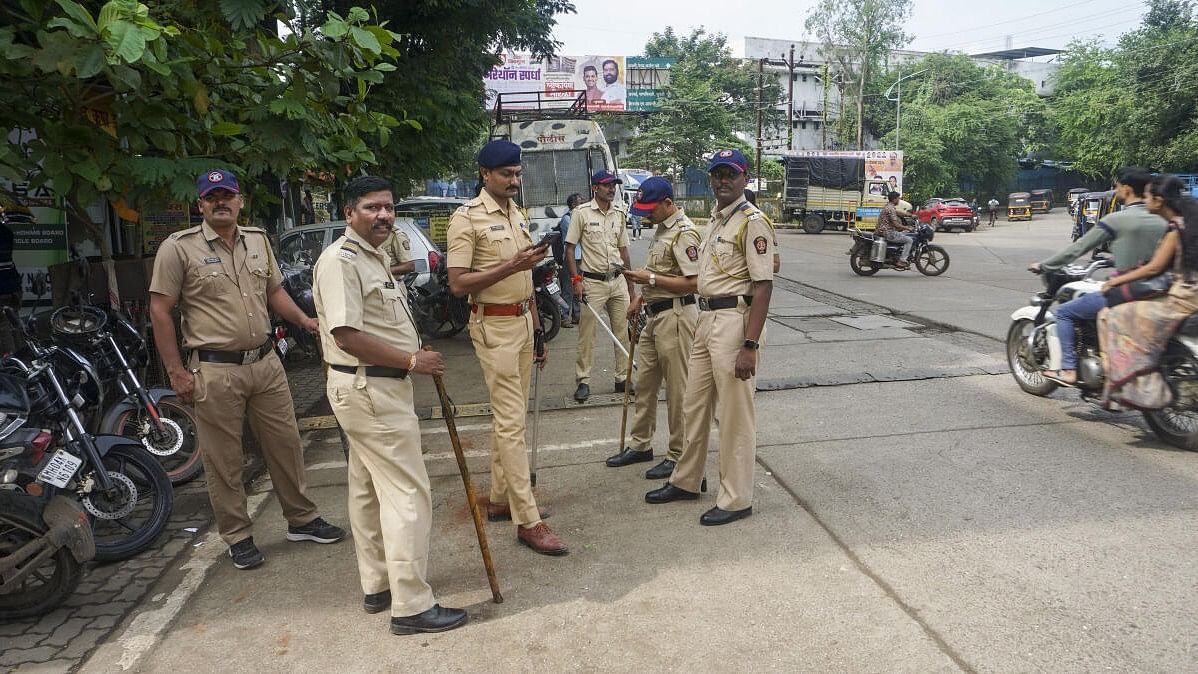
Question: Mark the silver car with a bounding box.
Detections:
[277,219,440,287]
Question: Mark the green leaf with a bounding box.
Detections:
[320,18,348,39]
[373,62,396,73]
[347,7,370,22]
[47,17,95,39]
[349,26,380,55]
[54,0,98,35]
[217,0,268,32]
[104,20,148,63]
[75,43,106,78]
[211,121,245,136]
[73,158,102,183]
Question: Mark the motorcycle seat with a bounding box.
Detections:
[1179,313,1198,337]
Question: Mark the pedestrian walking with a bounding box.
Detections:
[148,169,346,570]
[606,177,707,480]
[313,175,467,635]
[556,193,583,328]
[565,170,634,402]
[645,149,775,526]
[446,140,564,556]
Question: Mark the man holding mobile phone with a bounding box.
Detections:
[446,140,565,556]
[565,170,634,402]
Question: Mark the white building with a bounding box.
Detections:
[744,37,1062,152]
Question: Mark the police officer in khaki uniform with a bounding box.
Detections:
[605,177,706,481]
[565,170,634,402]
[313,175,467,635]
[646,149,775,526]
[380,226,415,277]
[149,169,345,570]
[446,140,565,556]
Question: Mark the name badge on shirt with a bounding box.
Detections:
[203,257,222,264]
[383,281,395,289]
[490,224,505,231]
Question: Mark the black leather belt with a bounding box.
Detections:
[328,364,409,380]
[582,271,621,281]
[197,340,273,365]
[646,295,696,316]
[698,295,752,311]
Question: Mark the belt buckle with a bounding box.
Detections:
[518,302,528,315]
[242,347,262,365]
[698,297,710,311]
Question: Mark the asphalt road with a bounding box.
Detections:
[78,210,1198,673]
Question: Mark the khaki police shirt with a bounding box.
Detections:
[698,196,776,298]
[565,199,629,274]
[641,210,706,304]
[149,222,281,351]
[380,229,412,269]
[312,228,418,367]
[446,189,534,305]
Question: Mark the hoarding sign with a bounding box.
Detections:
[486,54,672,112]
[787,150,904,193]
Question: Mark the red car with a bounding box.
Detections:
[917,197,978,232]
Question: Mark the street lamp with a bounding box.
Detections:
[884,69,928,151]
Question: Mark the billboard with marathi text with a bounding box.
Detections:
[485,54,672,112]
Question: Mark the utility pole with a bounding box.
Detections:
[821,64,829,150]
[756,57,764,183]
[787,44,795,151]
[885,69,928,151]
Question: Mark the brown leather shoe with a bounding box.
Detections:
[484,500,551,522]
[517,522,568,556]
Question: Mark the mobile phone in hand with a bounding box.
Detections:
[536,231,561,250]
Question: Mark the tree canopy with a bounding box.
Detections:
[624,27,778,178]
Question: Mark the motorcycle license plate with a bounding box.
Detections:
[38,450,83,489]
[276,338,290,358]
[546,281,561,294]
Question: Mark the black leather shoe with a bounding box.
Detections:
[614,380,634,394]
[390,604,468,634]
[645,483,699,504]
[699,506,752,526]
[364,590,391,614]
[644,458,675,480]
[573,382,590,402]
[606,447,653,467]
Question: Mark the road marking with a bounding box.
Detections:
[305,437,621,470]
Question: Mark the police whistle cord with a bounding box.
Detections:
[581,298,637,370]
[431,370,503,604]
[617,316,641,454]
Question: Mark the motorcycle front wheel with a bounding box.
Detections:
[112,397,204,486]
[85,445,174,562]
[1006,319,1059,396]
[537,291,562,342]
[849,247,880,276]
[0,491,83,620]
[916,245,950,276]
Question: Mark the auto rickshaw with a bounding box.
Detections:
[1029,189,1054,213]
[1007,192,1032,221]
[1072,190,1118,241]
[1066,187,1088,216]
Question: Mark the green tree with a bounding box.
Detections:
[805,0,913,150]
[307,1,575,193]
[0,0,404,299]
[872,54,1044,203]
[624,28,778,179]
[1050,0,1198,175]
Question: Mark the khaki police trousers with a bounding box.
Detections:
[468,311,542,526]
[327,368,435,617]
[670,305,764,511]
[192,352,318,545]
[576,277,630,384]
[629,300,698,460]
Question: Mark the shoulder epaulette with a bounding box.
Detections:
[241,225,266,233]
[169,226,202,240]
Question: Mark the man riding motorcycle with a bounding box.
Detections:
[1027,167,1165,385]
[876,191,913,270]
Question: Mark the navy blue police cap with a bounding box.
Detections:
[707,148,749,174]
[631,176,673,216]
[477,140,522,169]
[591,169,621,185]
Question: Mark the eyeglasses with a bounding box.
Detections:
[201,191,239,203]
[709,170,744,182]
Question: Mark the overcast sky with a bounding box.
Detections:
[549,0,1151,58]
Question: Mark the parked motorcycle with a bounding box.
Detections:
[0,490,95,620]
[532,257,564,342]
[276,262,322,362]
[1007,258,1198,449]
[405,256,469,340]
[848,222,951,276]
[49,304,203,485]
[0,311,173,562]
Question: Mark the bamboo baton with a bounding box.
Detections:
[617,312,641,454]
[431,371,503,604]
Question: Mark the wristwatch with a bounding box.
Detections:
[743,339,760,350]
[649,272,657,287]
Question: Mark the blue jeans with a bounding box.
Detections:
[1055,292,1106,370]
[884,231,914,261]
